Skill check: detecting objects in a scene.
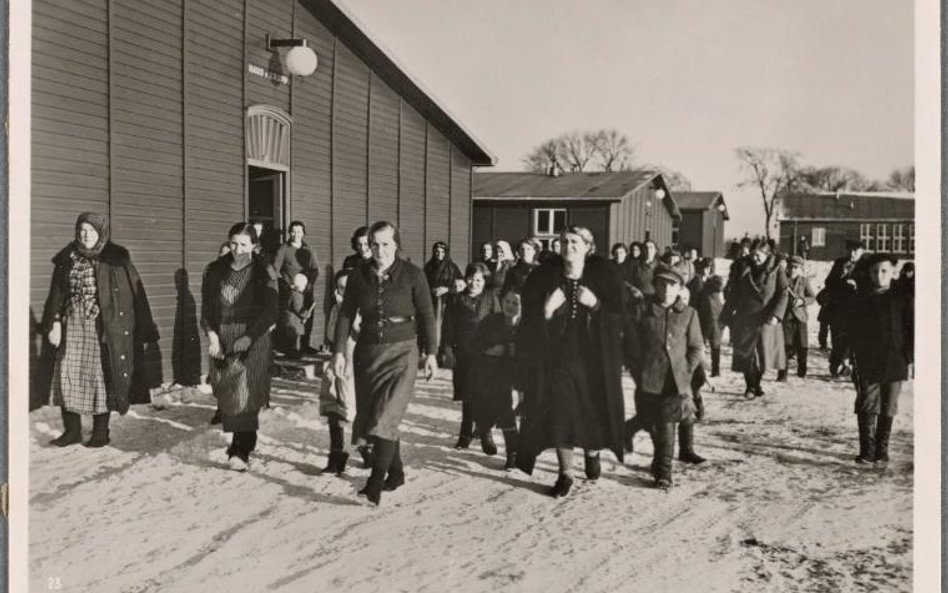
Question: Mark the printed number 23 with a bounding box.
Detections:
[48,577,62,590]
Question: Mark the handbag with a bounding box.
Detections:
[208,353,251,416]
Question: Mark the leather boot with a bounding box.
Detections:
[549,473,574,498]
[584,451,601,481]
[321,451,341,475]
[456,402,474,449]
[357,478,385,506]
[776,369,788,383]
[678,423,706,464]
[503,429,518,471]
[335,451,349,476]
[357,444,375,469]
[874,416,893,465]
[85,413,111,448]
[480,430,498,456]
[51,407,82,447]
[855,414,877,464]
[710,348,721,377]
[384,441,405,491]
[797,348,808,378]
[652,422,675,488]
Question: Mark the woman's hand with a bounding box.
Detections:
[577,286,599,310]
[424,354,438,381]
[544,288,567,319]
[48,321,62,348]
[331,352,347,379]
[433,286,450,297]
[232,335,252,353]
[207,332,224,360]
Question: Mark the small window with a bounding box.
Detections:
[891,224,904,253]
[811,227,825,247]
[909,224,915,254]
[875,224,889,252]
[860,223,874,252]
[534,208,567,247]
[671,221,680,249]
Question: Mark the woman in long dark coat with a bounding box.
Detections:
[423,240,463,355]
[331,221,438,505]
[43,212,160,448]
[202,223,279,471]
[720,241,789,399]
[516,226,626,497]
[504,236,541,292]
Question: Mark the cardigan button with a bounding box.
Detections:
[124,330,129,336]
[120,355,126,360]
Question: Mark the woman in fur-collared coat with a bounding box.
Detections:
[516,226,626,497]
[720,240,788,399]
[43,212,160,448]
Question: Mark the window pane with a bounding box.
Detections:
[536,210,550,235]
[553,210,566,232]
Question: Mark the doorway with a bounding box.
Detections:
[248,165,285,254]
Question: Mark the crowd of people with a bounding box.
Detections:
[40,212,914,504]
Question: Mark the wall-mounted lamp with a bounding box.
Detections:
[267,34,318,76]
[716,202,727,212]
[653,188,667,200]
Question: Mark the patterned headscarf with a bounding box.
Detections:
[74,212,110,259]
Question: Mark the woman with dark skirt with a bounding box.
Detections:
[202,223,279,471]
[504,236,541,292]
[516,226,626,497]
[720,240,789,399]
[43,212,160,448]
[442,263,501,452]
[331,221,439,505]
[423,241,463,356]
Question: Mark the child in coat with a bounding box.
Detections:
[469,286,523,470]
[848,253,913,466]
[780,255,816,379]
[442,263,501,452]
[320,270,361,474]
[693,259,725,377]
[279,273,312,359]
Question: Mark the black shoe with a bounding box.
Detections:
[654,477,673,490]
[321,451,342,475]
[85,432,110,448]
[51,431,83,447]
[335,451,349,476]
[776,370,788,383]
[480,433,498,456]
[358,445,375,469]
[454,435,472,450]
[679,451,706,464]
[85,414,110,448]
[51,408,82,447]
[504,451,517,472]
[753,385,765,398]
[384,470,405,492]
[623,420,635,453]
[584,453,601,481]
[210,409,222,425]
[549,474,573,498]
[357,478,385,506]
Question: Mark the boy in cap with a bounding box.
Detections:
[847,253,913,466]
[626,264,705,488]
[779,255,816,380]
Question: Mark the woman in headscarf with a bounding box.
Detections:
[423,241,462,355]
[516,226,626,497]
[720,240,789,399]
[202,223,279,471]
[504,236,541,292]
[491,240,516,292]
[43,212,159,448]
[331,221,438,505]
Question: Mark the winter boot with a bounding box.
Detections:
[362,438,395,504]
[357,444,375,469]
[51,407,82,447]
[652,422,676,487]
[335,451,350,476]
[480,430,498,456]
[677,423,706,464]
[357,478,385,506]
[384,440,405,491]
[455,402,474,449]
[321,451,342,475]
[855,414,877,464]
[776,369,788,383]
[549,473,574,498]
[797,348,808,378]
[503,429,518,471]
[85,413,111,448]
[874,416,893,466]
[584,451,601,481]
[710,347,721,378]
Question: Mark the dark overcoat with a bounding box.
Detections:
[848,286,913,384]
[720,256,789,373]
[823,255,871,326]
[515,255,626,473]
[42,242,160,414]
[695,275,725,348]
[784,274,816,323]
[627,297,704,396]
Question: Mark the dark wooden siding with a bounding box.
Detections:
[425,126,451,259]
[678,211,704,255]
[245,0,292,112]
[185,0,246,376]
[398,104,426,264]
[367,73,400,225]
[569,206,610,255]
[111,0,185,380]
[471,205,493,256]
[450,151,472,267]
[331,42,369,262]
[31,0,110,312]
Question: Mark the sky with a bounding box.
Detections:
[342,0,913,237]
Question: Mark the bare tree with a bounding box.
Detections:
[646,164,692,191]
[524,129,635,174]
[735,147,802,239]
[797,166,873,192]
[886,166,915,191]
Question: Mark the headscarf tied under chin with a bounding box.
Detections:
[73,211,110,259]
[424,241,460,290]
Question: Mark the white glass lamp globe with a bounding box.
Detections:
[286,46,318,76]
[653,188,667,200]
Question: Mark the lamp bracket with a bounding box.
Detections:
[267,35,308,49]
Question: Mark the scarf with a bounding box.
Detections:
[424,242,459,288]
[73,211,110,259]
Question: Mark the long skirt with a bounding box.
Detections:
[352,339,419,443]
[217,321,271,432]
[52,310,108,415]
[542,358,607,450]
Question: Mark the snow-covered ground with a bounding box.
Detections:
[29,341,912,593]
